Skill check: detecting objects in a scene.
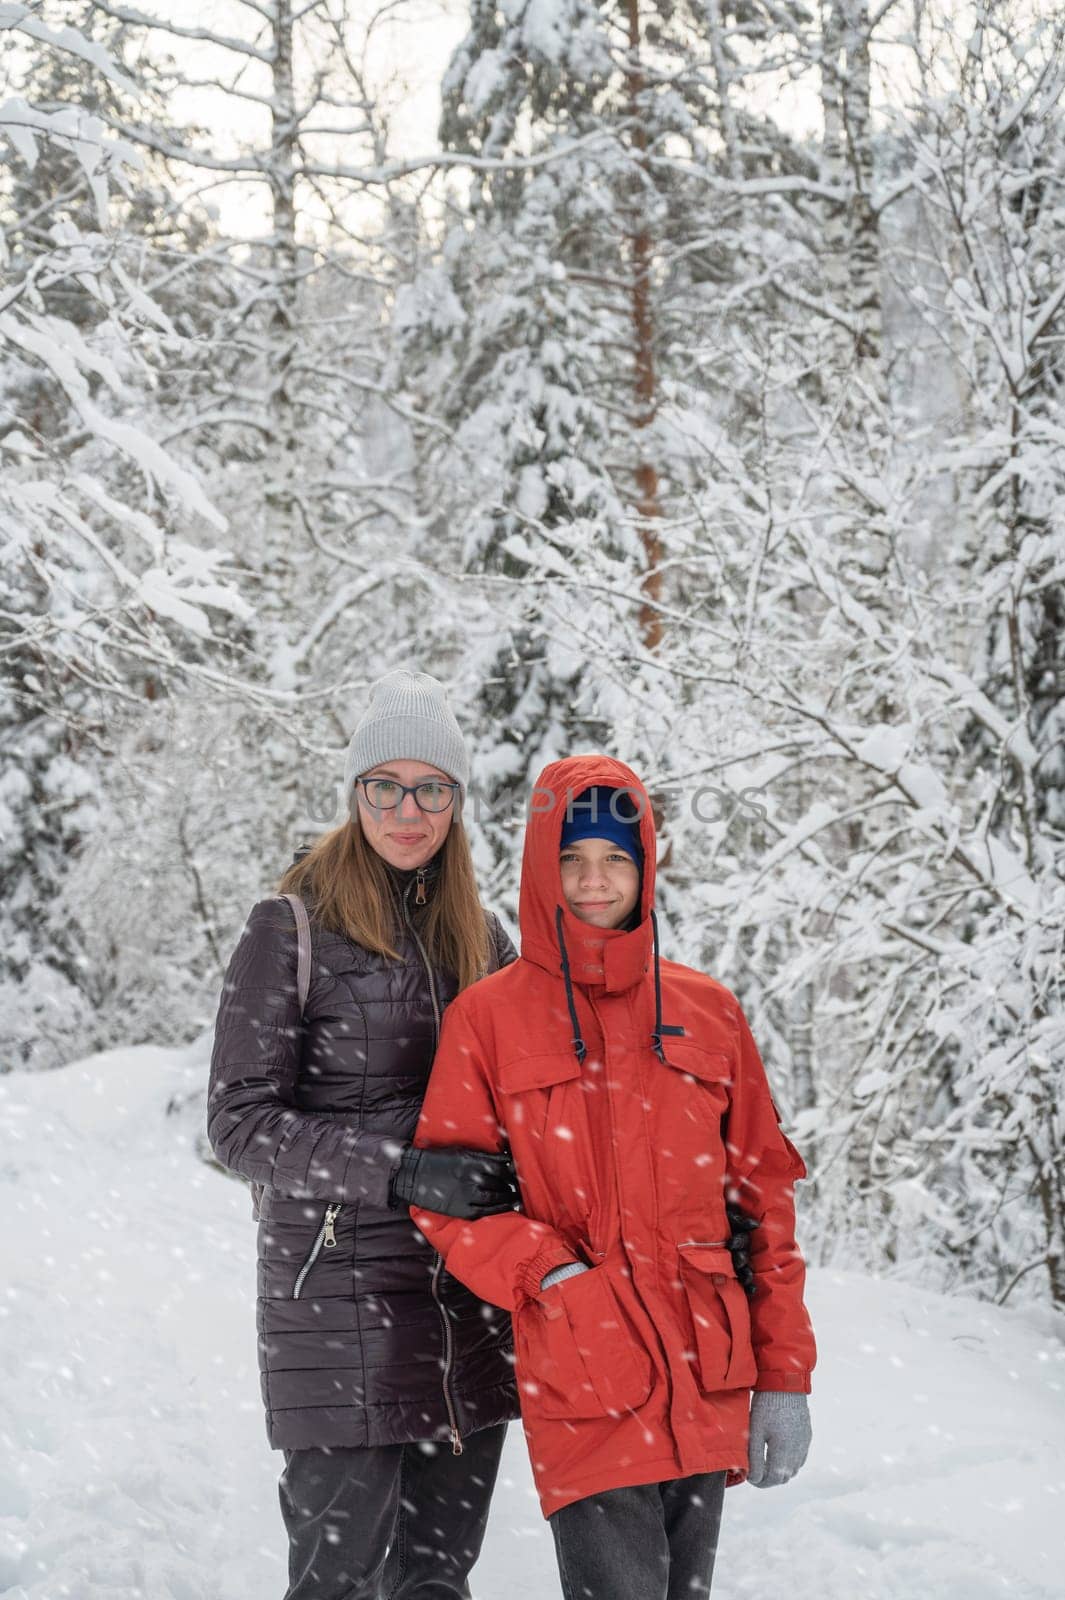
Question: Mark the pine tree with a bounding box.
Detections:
[395,0,815,908]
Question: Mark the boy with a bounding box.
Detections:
[412,755,815,1599]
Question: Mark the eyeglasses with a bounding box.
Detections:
[355,775,459,814]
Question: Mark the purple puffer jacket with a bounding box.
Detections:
[207,853,521,1452]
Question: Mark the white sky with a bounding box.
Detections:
[103,0,991,241]
[133,0,472,237]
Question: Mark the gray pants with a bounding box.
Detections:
[548,1471,727,1600]
[278,1422,507,1600]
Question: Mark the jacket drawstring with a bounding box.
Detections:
[555,905,684,1065]
[554,906,587,1064]
[649,909,685,1061]
[650,908,666,1061]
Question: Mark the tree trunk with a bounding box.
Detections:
[625,0,664,654]
[844,0,882,370]
[819,0,851,372]
[704,0,744,186]
[265,0,301,600]
[624,0,675,866]
[819,0,882,384]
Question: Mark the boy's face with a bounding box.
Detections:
[559,837,641,929]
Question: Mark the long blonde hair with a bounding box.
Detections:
[277,810,492,993]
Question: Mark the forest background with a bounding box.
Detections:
[2,0,1063,1318]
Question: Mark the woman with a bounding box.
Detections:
[207,669,522,1600]
[411,754,816,1600]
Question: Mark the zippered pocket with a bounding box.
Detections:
[430,1253,464,1455]
[292,1202,341,1300]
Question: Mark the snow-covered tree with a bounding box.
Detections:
[0,5,249,1067]
[684,2,1065,1307]
[393,0,820,905]
[902,3,1065,1303]
[0,1,460,1050]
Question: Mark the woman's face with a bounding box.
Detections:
[559,838,641,930]
[354,758,457,871]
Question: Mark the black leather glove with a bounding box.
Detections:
[389,1145,520,1219]
[726,1201,759,1297]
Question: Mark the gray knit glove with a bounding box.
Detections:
[747,1391,812,1487]
[540,1261,591,1291]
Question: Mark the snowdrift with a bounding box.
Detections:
[0,1045,1061,1599]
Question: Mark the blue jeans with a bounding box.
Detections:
[548,1471,727,1600]
[279,1422,507,1600]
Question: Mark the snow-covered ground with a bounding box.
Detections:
[1,1045,1062,1600]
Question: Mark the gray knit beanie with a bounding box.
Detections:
[343,670,470,814]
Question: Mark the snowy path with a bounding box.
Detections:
[1,1045,1062,1600]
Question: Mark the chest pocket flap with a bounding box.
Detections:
[658,1040,734,1086]
[498,1054,583,1095]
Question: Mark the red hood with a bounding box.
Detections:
[518,754,657,993]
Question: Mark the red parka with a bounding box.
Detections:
[412,755,815,1517]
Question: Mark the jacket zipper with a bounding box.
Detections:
[430,1253,464,1454]
[402,873,463,1454]
[292,1202,341,1299]
[404,874,441,1039]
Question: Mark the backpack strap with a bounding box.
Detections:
[278,892,312,1014]
[251,894,311,1225]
